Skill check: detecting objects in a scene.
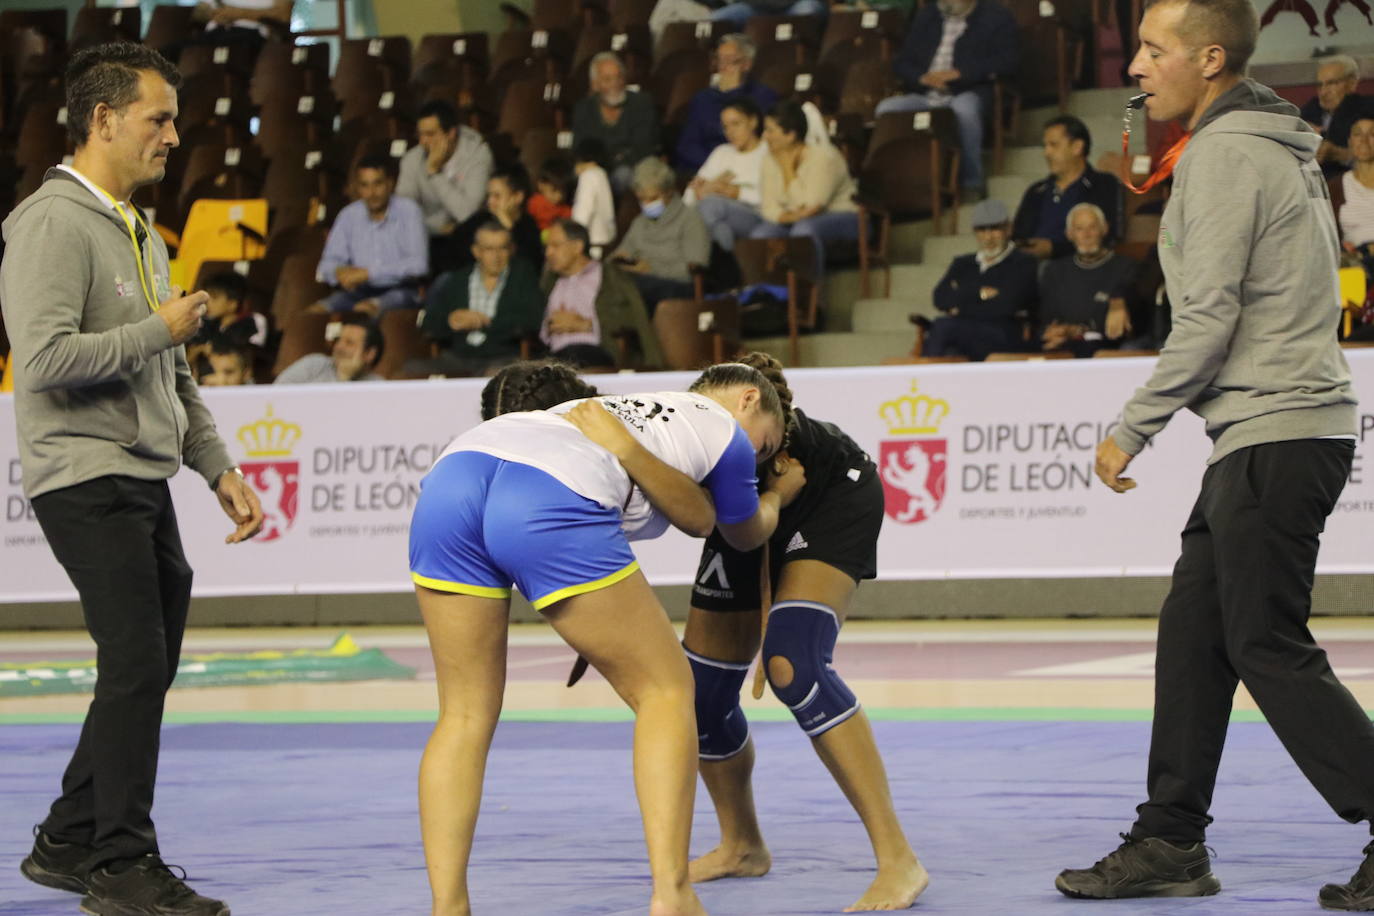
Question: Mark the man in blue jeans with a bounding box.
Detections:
[876,0,1019,198]
[710,0,827,30]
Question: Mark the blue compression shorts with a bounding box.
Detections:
[409,451,639,611]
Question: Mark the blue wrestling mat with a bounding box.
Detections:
[2,721,1366,915]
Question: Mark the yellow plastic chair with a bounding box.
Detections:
[1340,267,1368,339]
[166,198,268,291]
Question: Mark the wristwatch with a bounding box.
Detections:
[211,466,244,491]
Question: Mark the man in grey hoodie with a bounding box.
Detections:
[1,42,262,916]
[1053,0,1373,908]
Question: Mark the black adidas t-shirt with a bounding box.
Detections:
[692,408,882,609]
[775,408,874,526]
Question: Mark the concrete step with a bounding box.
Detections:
[919,233,974,268]
[948,175,1035,235]
[998,145,1049,180]
[823,266,933,330]
[851,273,946,333]
[823,268,863,331]
[1065,86,1142,119]
[743,331,915,367]
[851,297,916,333]
[888,220,934,263]
[850,263,947,326]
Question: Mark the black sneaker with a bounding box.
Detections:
[79,855,229,916]
[1319,840,1374,911]
[1056,833,1222,899]
[20,825,92,895]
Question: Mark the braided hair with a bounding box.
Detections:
[479,360,600,420]
[733,351,796,445]
[688,360,785,430]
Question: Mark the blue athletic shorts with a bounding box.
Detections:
[409,450,640,611]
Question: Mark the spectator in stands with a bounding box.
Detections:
[751,100,859,276]
[397,100,495,269]
[1344,114,1374,344]
[275,313,385,383]
[313,154,428,316]
[687,97,769,252]
[572,138,617,253]
[530,156,575,231]
[877,0,1019,198]
[186,270,266,365]
[1039,203,1137,357]
[650,0,712,42]
[572,52,661,193]
[711,0,828,30]
[1013,115,1124,260]
[925,199,1039,360]
[675,34,779,174]
[192,0,293,51]
[1340,115,1374,254]
[541,219,664,369]
[457,167,545,272]
[1300,55,1370,177]
[612,157,712,316]
[417,222,545,376]
[199,339,255,386]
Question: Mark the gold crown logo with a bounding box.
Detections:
[237,406,301,458]
[879,382,949,435]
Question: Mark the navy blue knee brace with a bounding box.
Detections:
[762,601,860,738]
[686,648,751,760]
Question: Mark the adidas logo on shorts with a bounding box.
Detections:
[786,531,808,553]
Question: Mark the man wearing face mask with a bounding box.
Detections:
[572,52,661,194]
[610,157,712,318]
[877,0,1019,199]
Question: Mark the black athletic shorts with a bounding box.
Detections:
[691,463,884,612]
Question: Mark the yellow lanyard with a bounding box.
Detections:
[74,169,161,313]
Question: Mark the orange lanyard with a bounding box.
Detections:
[1120,93,1191,195]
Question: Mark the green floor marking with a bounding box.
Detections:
[0,633,414,698]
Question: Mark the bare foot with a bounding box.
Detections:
[843,859,929,912]
[688,844,771,883]
[650,886,708,916]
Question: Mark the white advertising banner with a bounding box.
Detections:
[2,353,1372,602]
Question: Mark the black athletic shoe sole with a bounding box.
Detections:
[1320,890,1374,911]
[20,854,89,895]
[79,895,231,916]
[1055,873,1222,899]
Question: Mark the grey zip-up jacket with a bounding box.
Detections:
[1,170,234,499]
[1113,80,1357,463]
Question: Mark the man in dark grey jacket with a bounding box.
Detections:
[1,43,262,916]
[1055,0,1373,908]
